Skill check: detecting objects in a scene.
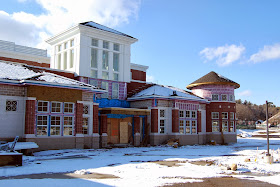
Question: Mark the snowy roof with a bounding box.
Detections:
[187,71,240,89]
[0,61,105,92]
[80,21,136,39]
[128,85,208,102]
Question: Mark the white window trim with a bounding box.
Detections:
[158,108,167,134]
[191,120,197,134]
[63,116,74,136]
[221,94,228,101]
[230,112,235,120]
[51,101,62,113]
[64,102,75,114]
[50,115,62,136]
[222,121,228,132]
[222,112,228,119]
[212,120,219,132]
[191,110,197,119]
[36,115,49,136]
[37,101,49,113]
[212,94,219,101]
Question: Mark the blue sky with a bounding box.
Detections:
[1,0,280,106]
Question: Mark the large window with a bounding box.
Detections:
[230,121,235,132]
[103,41,109,49]
[112,83,119,99]
[192,121,197,134]
[222,112,228,119]
[186,110,190,118]
[102,51,109,70]
[212,121,219,132]
[222,121,228,132]
[91,48,98,68]
[179,120,184,134]
[36,101,75,136]
[56,39,75,70]
[178,109,197,134]
[113,53,119,71]
[113,43,119,51]
[221,94,228,101]
[191,111,197,118]
[92,39,98,47]
[186,121,191,133]
[101,81,109,98]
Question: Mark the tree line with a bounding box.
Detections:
[236,99,280,122]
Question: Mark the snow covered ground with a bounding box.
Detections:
[0,129,280,187]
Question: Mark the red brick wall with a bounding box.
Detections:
[172,109,179,133]
[131,69,146,81]
[197,111,201,133]
[25,100,36,134]
[0,85,26,97]
[92,105,99,133]
[75,103,83,134]
[0,56,50,68]
[134,116,140,133]
[100,115,107,134]
[206,102,236,132]
[151,109,158,133]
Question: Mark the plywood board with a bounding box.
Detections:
[120,122,129,144]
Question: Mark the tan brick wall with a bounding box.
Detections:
[130,100,152,108]
[0,85,26,97]
[82,92,94,102]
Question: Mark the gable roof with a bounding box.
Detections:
[128,84,208,103]
[0,61,105,93]
[187,71,240,89]
[80,21,136,39]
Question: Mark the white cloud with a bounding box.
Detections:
[249,44,280,63]
[237,90,252,97]
[0,0,141,49]
[146,75,155,83]
[200,44,245,67]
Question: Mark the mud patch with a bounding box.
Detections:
[152,160,187,167]
[190,160,216,166]
[0,172,119,180]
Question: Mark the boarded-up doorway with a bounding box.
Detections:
[120,122,129,144]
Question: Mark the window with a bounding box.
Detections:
[91,70,98,78]
[58,45,62,52]
[186,121,190,133]
[113,73,119,81]
[38,101,48,112]
[70,49,74,68]
[186,110,190,118]
[89,79,98,87]
[230,112,234,120]
[101,81,109,98]
[70,39,74,47]
[222,121,228,132]
[83,105,89,115]
[64,42,68,49]
[50,116,61,135]
[112,83,119,99]
[91,48,98,68]
[212,94,219,101]
[212,121,219,132]
[51,102,62,113]
[37,116,48,136]
[230,121,234,132]
[212,112,219,119]
[6,100,17,111]
[92,39,98,47]
[159,120,165,133]
[82,118,89,134]
[64,103,74,113]
[113,43,119,51]
[113,53,119,71]
[221,94,228,101]
[192,121,197,134]
[179,110,184,118]
[229,95,234,101]
[103,41,109,49]
[191,111,197,118]
[179,120,184,134]
[160,110,165,117]
[63,52,67,69]
[57,54,61,69]
[63,116,73,136]
[222,112,228,119]
[102,71,109,80]
[102,51,109,70]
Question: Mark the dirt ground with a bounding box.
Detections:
[165,177,279,187]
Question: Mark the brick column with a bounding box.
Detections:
[92,104,99,149]
[172,109,179,133]
[75,102,83,134]
[92,104,99,134]
[75,102,84,149]
[100,114,108,147]
[25,99,36,134]
[151,109,158,133]
[134,116,140,146]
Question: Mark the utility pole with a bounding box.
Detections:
[266,101,272,156]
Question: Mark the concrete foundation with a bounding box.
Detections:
[134,133,140,146]
[101,133,108,148]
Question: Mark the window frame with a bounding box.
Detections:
[51,101,62,113]
[221,94,228,101]
[50,116,61,136]
[191,111,197,119]
[211,112,219,119]
[64,102,74,114]
[222,121,228,132]
[36,115,49,136]
[63,116,74,136]
[222,112,228,119]
[6,100,18,112]
[212,94,219,101]
[37,101,49,113]
[212,121,219,132]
